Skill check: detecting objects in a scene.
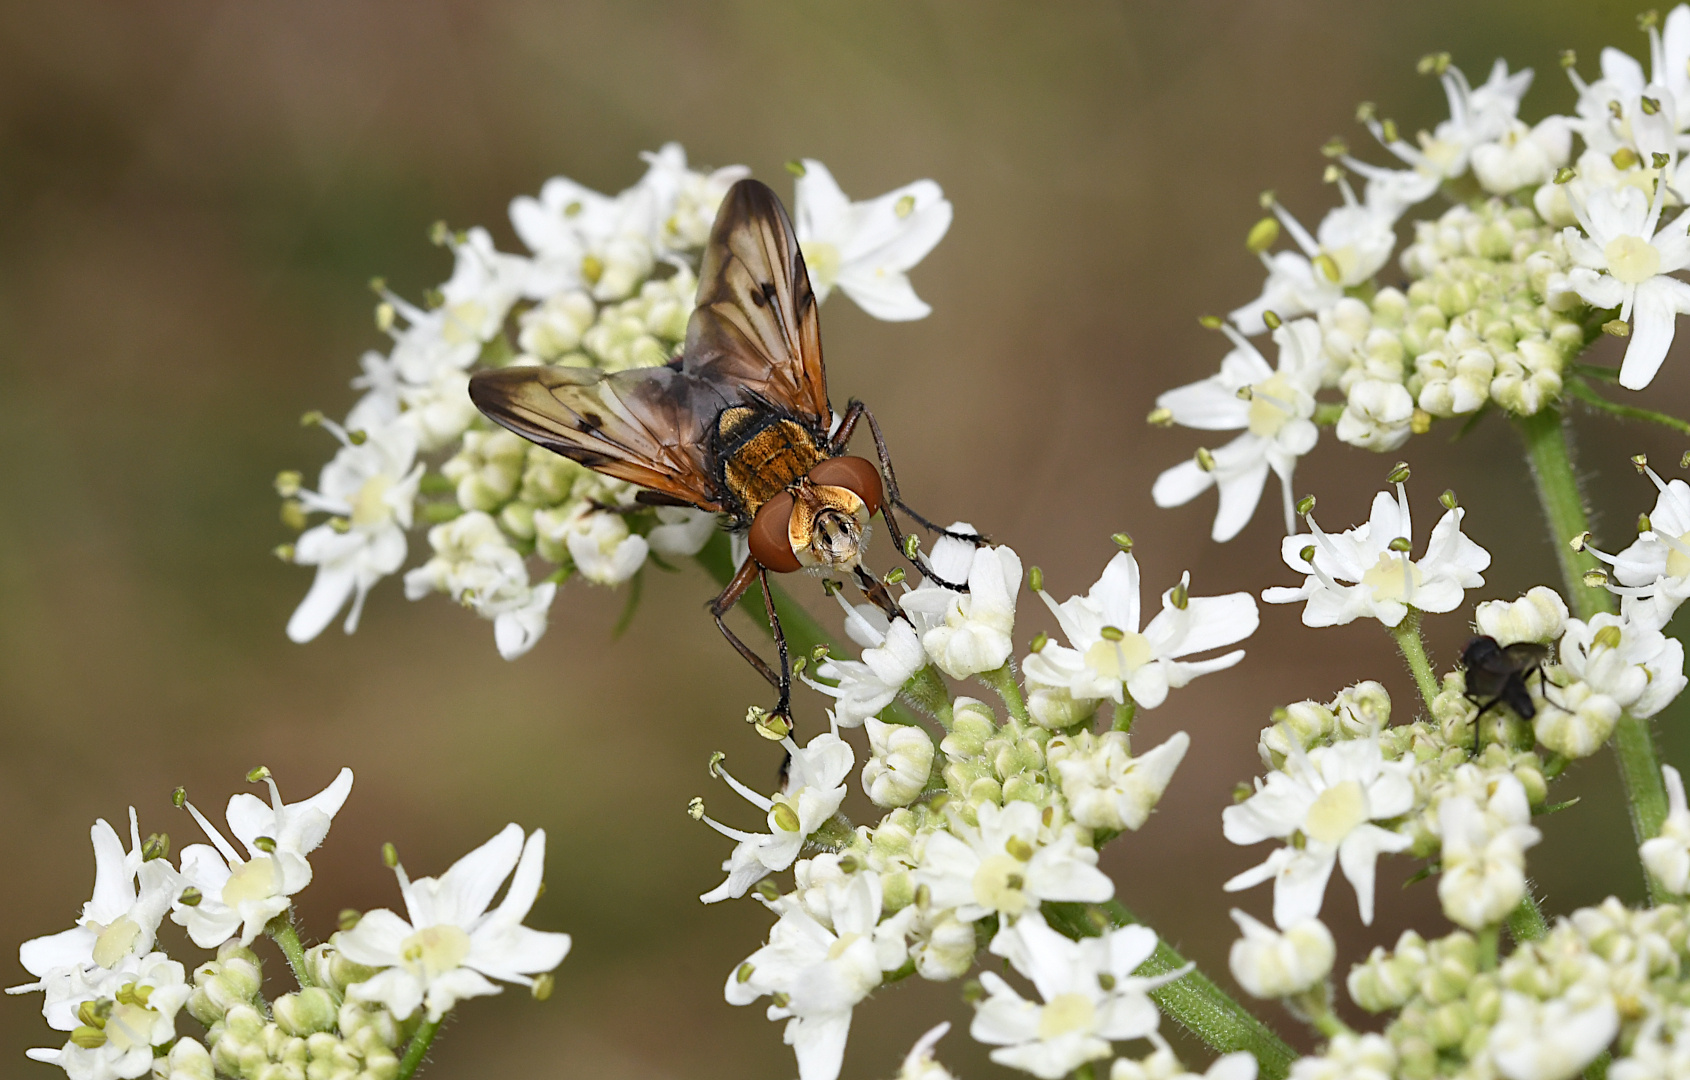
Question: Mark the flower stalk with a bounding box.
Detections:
[265,916,314,990]
[396,1017,443,1080]
[1389,610,1440,713]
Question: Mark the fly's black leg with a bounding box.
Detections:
[710,555,786,700]
[757,565,793,722]
[831,399,985,591]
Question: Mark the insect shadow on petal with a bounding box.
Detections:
[470,178,984,728]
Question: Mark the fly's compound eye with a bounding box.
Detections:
[806,456,883,516]
[748,491,802,573]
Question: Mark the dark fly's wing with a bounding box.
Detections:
[683,178,831,428]
[468,363,732,512]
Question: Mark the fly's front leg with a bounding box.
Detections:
[709,555,784,694]
[758,566,793,723]
[851,565,900,619]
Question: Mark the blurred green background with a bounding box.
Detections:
[2,2,1687,1077]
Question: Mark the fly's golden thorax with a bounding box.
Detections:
[719,412,826,513]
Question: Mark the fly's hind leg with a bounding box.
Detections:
[709,556,793,727]
[831,399,986,591]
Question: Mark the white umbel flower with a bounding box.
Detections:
[171,769,354,948]
[913,800,1113,923]
[802,603,927,728]
[1231,192,1397,332]
[1559,612,1688,719]
[1262,483,1491,628]
[1556,182,1690,389]
[896,1023,958,1080]
[1223,738,1414,927]
[1151,320,1325,541]
[901,543,1022,680]
[1474,586,1570,646]
[862,719,935,808]
[1608,469,1690,631]
[1046,730,1190,833]
[286,420,423,643]
[971,912,1176,1080]
[8,811,180,1030]
[725,873,910,1080]
[793,159,952,321]
[338,824,571,1022]
[699,731,854,903]
[24,953,191,1080]
[1640,764,1690,895]
[1489,987,1618,1080]
[404,511,557,660]
[1365,59,1534,182]
[1022,551,1257,721]
[1435,779,1541,930]
[1225,910,1335,999]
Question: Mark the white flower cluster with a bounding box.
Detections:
[698,533,1262,1080]
[9,770,569,1080]
[1153,15,1690,542]
[279,147,953,659]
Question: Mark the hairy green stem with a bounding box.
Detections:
[1514,410,1670,902]
[1566,377,1690,435]
[1477,926,1499,972]
[977,664,1031,723]
[1113,696,1137,734]
[1044,901,1296,1079]
[903,665,955,730]
[265,917,313,990]
[1389,610,1440,713]
[1506,892,1548,944]
[396,1017,443,1080]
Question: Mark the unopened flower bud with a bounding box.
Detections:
[863,719,934,808]
[1474,586,1569,646]
[1229,911,1335,999]
[274,988,339,1037]
[159,1037,214,1080]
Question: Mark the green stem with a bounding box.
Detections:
[1043,901,1296,1080]
[265,916,313,990]
[1476,926,1499,972]
[1389,610,1440,713]
[1566,377,1690,435]
[902,665,955,730]
[976,664,1031,723]
[396,1017,443,1080]
[694,534,926,729]
[1113,696,1137,734]
[1514,410,1670,902]
[1506,892,1548,944]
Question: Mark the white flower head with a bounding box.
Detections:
[436,226,530,345]
[1471,116,1574,194]
[647,506,718,558]
[1608,469,1690,630]
[338,824,571,1022]
[1366,59,1534,181]
[971,911,1178,1080]
[404,511,557,660]
[1333,378,1415,452]
[24,953,191,1080]
[1435,780,1541,930]
[698,729,854,903]
[901,540,1021,680]
[862,718,935,808]
[1223,738,1415,927]
[1226,909,1335,999]
[8,811,180,1030]
[287,420,423,643]
[1023,551,1257,718]
[561,507,649,586]
[793,159,952,321]
[802,601,926,728]
[171,768,353,949]
[913,799,1113,923]
[1559,611,1688,719]
[725,872,910,1080]
[1641,764,1690,895]
[1474,586,1570,646]
[1556,182,1690,389]
[1263,482,1491,628]
[1152,320,1325,541]
[1489,987,1618,1080]
[1047,730,1190,833]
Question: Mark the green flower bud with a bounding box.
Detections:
[274,988,340,1037]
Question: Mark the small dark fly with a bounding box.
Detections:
[1461,635,1550,722]
[469,178,977,727]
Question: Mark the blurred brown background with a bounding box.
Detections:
[1,2,1686,1077]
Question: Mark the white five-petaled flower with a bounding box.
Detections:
[1558,611,1688,719]
[24,952,191,1080]
[1225,909,1335,1000]
[1262,483,1491,628]
[1365,59,1534,181]
[8,811,180,1031]
[1565,16,1687,164]
[1223,738,1415,927]
[802,598,927,728]
[1556,182,1690,389]
[793,159,952,321]
[435,226,531,345]
[171,769,353,949]
[725,872,911,1080]
[901,536,1022,680]
[1153,320,1325,541]
[1022,550,1258,721]
[403,511,557,660]
[1606,468,1690,630]
[1231,189,1398,334]
[1435,776,1542,931]
[1640,764,1690,895]
[913,799,1113,923]
[287,420,424,643]
[1046,730,1191,833]
[338,824,571,1022]
[699,729,854,903]
[971,912,1179,1080]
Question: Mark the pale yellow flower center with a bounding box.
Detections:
[400,924,472,980]
[973,853,1030,916]
[104,1002,159,1052]
[1246,374,1298,438]
[1037,993,1098,1040]
[1360,551,1423,603]
[442,299,487,345]
[1605,234,1662,285]
[1304,779,1369,846]
[91,916,141,969]
[1083,632,1153,680]
[1666,531,1690,580]
[351,474,394,528]
[827,932,862,962]
[222,857,280,908]
[800,241,841,293]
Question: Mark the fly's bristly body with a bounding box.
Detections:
[468,177,981,726]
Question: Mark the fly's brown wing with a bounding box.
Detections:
[468,363,732,512]
[684,178,830,428]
